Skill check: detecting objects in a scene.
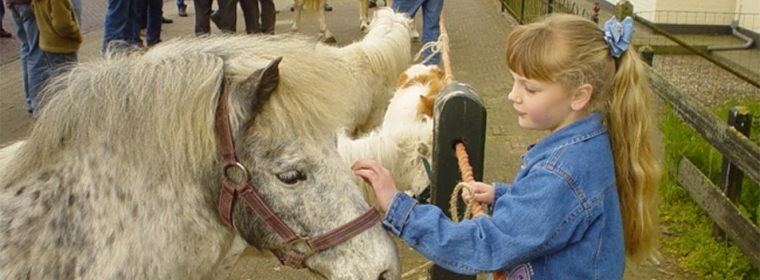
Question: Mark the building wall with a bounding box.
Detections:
[609,0,759,33]
[738,0,760,32]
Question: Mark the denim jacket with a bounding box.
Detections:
[383,112,625,279]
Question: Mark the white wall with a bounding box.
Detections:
[737,0,760,33]
[615,0,758,32]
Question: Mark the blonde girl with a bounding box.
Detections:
[353,13,661,279]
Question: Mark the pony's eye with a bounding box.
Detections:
[277,170,306,185]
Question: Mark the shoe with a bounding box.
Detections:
[368,1,377,8]
[324,4,333,11]
[162,17,173,24]
[147,39,162,47]
[178,6,188,17]
[0,28,11,38]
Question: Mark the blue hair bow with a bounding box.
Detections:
[603,16,634,58]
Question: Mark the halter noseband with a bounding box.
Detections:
[214,81,381,269]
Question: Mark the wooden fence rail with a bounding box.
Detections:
[646,67,760,269]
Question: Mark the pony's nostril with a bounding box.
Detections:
[378,269,391,280]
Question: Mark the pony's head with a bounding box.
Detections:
[384,118,434,197]
[13,35,400,279]
[393,64,446,120]
[377,64,446,197]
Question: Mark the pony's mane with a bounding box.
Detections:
[341,8,412,87]
[9,34,363,182]
[10,52,225,181]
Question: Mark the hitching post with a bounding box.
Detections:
[430,82,486,280]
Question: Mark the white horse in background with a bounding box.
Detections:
[338,64,446,207]
[292,0,373,43]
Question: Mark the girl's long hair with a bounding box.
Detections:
[505,13,662,263]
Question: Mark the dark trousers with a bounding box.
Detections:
[193,0,214,35]
[215,0,276,34]
[135,0,162,44]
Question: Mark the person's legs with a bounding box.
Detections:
[419,0,443,65]
[213,0,238,33]
[70,0,82,27]
[130,0,147,46]
[38,51,78,114]
[177,0,188,16]
[239,0,260,34]
[103,0,133,52]
[390,0,423,17]
[193,0,213,35]
[145,0,163,44]
[0,4,9,38]
[259,0,276,34]
[9,4,45,113]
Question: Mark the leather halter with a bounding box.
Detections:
[213,81,381,269]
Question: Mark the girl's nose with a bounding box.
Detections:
[507,87,519,103]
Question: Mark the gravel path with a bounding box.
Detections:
[652,55,760,108]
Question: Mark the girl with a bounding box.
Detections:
[353,13,661,279]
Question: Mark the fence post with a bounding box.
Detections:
[430,82,486,280]
[712,106,753,239]
[639,45,654,66]
[547,0,554,14]
[615,0,633,20]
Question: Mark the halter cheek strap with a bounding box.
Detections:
[213,80,381,268]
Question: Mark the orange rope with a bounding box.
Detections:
[439,14,455,86]
[454,143,486,217]
[440,13,506,280]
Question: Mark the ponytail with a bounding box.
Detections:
[605,48,662,262]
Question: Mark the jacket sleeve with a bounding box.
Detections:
[382,167,589,274]
[50,0,82,43]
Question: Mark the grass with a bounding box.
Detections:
[659,100,760,279]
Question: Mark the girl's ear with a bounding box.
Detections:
[571,84,593,111]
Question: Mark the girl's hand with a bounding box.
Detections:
[461,181,495,205]
[352,158,397,212]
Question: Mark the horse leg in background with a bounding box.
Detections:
[314,0,336,43]
[410,18,420,42]
[291,0,305,33]
[358,0,369,32]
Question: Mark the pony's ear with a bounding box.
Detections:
[241,56,283,115]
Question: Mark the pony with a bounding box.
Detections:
[290,0,374,43]
[338,64,446,207]
[0,11,414,280]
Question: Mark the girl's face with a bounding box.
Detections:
[507,71,586,133]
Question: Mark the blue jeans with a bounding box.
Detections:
[392,0,443,65]
[135,0,163,45]
[177,0,186,9]
[8,4,46,112]
[103,0,142,53]
[37,51,77,113]
[71,0,82,28]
